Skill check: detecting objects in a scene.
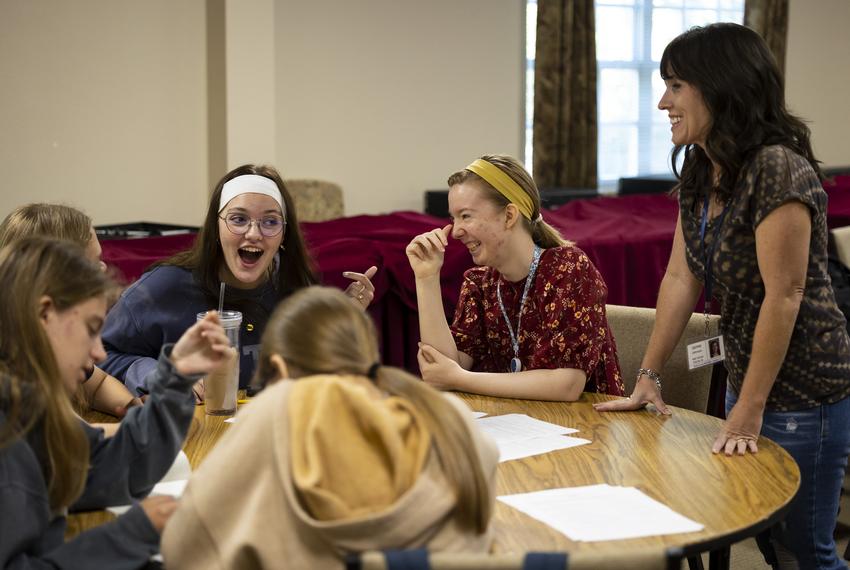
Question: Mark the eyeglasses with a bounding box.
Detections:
[219,213,286,237]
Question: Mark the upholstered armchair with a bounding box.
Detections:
[606,304,719,414]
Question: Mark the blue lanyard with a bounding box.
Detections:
[496,245,542,373]
[699,194,729,328]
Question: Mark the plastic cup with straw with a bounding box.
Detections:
[197,281,242,415]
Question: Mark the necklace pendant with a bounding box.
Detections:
[510,357,522,373]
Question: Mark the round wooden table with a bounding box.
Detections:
[459,392,800,566]
[71,392,799,568]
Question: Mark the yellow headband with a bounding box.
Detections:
[465,159,534,220]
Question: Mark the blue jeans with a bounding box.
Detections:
[726,390,850,569]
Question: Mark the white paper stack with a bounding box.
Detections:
[498,484,704,541]
[475,413,591,462]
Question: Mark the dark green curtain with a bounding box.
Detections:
[745,0,789,76]
[533,0,597,189]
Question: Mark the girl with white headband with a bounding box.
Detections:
[100,164,377,398]
[406,154,623,401]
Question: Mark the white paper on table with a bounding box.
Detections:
[470,411,488,419]
[475,413,578,444]
[498,484,704,542]
[149,479,188,498]
[107,450,191,516]
[159,450,191,482]
[224,417,237,423]
[497,435,590,462]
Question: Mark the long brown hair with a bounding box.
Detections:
[158,164,318,313]
[448,154,569,249]
[0,238,116,510]
[0,203,92,249]
[661,23,820,203]
[254,286,492,533]
[0,203,102,413]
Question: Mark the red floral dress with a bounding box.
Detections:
[451,245,624,395]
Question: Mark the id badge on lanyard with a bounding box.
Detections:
[686,195,728,371]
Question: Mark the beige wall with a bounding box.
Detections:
[225,0,277,168]
[786,0,850,169]
[1,1,847,226]
[274,0,525,215]
[0,1,208,226]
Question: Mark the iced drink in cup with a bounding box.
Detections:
[197,310,241,415]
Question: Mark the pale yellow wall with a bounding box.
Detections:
[786,0,850,169]
[225,0,277,168]
[2,1,846,226]
[274,0,525,215]
[0,0,208,226]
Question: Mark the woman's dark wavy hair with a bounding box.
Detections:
[157,164,318,314]
[661,22,820,203]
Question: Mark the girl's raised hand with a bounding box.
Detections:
[405,224,452,279]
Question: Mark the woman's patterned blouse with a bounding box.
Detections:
[451,245,624,395]
[680,145,850,411]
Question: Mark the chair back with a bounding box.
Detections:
[351,550,537,570]
[348,547,682,570]
[284,178,344,221]
[830,225,850,268]
[606,304,718,413]
[567,547,682,570]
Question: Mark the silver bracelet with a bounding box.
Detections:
[637,368,662,391]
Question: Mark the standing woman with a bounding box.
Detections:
[406,154,623,401]
[0,238,231,567]
[161,287,497,569]
[595,23,850,569]
[101,164,376,397]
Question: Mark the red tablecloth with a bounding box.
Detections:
[101,179,850,371]
[825,175,850,228]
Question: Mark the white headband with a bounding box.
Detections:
[218,174,285,217]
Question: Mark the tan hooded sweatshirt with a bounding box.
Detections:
[161,375,498,570]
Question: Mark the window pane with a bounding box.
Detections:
[599,69,639,122]
[684,0,716,9]
[525,0,537,172]
[598,0,635,5]
[650,124,674,174]
[720,10,743,22]
[651,72,667,123]
[651,8,683,61]
[685,9,719,29]
[590,0,745,183]
[525,67,534,130]
[599,125,638,181]
[526,1,537,61]
[597,6,635,61]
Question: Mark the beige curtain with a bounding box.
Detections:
[745,0,789,76]
[533,0,597,189]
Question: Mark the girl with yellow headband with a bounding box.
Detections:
[405,154,624,401]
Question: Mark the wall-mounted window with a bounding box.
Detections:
[525,0,744,185]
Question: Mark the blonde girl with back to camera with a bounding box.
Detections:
[162,286,498,569]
